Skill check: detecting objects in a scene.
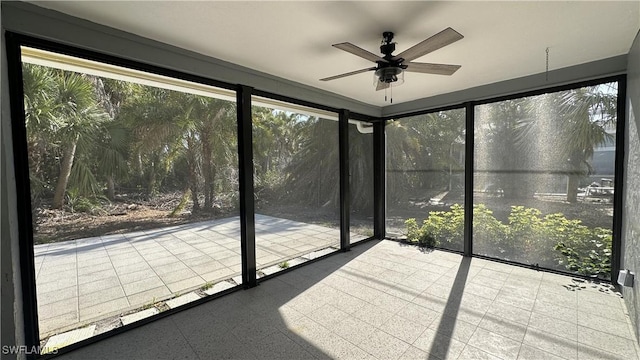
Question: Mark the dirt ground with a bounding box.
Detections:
[33,190,612,245]
[33,195,374,244]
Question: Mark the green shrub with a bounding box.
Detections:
[404,218,437,248]
[405,204,612,278]
[472,204,509,255]
[66,188,107,215]
[553,224,612,278]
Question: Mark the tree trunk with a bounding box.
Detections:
[202,129,214,211]
[186,135,200,212]
[52,137,78,209]
[567,174,579,203]
[201,108,225,211]
[106,174,115,201]
[147,159,157,197]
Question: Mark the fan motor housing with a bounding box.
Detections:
[380,43,396,57]
[375,66,403,83]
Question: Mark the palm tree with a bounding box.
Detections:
[555,84,617,203]
[386,109,465,206]
[50,71,109,208]
[22,64,58,203]
[22,64,109,208]
[118,86,183,197]
[514,84,617,203]
[283,117,339,209]
[475,98,538,199]
[188,96,236,212]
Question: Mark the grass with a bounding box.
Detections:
[278,261,290,269]
[141,297,156,310]
[200,281,214,291]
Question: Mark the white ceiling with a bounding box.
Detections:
[32,1,640,107]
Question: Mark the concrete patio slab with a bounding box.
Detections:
[43,325,96,354]
[34,215,357,337]
[120,308,159,326]
[165,293,201,309]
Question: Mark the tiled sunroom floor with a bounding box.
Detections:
[55,239,638,360]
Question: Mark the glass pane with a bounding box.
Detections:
[473,83,618,280]
[252,101,340,276]
[386,109,466,252]
[23,48,240,350]
[349,122,374,243]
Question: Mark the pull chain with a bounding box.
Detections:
[545,47,549,82]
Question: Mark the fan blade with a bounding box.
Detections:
[333,43,388,63]
[376,81,390,91]
[405,62,461,75]
[393,27,463,62]
[320,67,377,82]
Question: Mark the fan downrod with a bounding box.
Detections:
[380,32,396,58]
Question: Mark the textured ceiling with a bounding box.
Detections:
[32,1,640,107]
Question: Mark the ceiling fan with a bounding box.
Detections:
[320,28,463,101]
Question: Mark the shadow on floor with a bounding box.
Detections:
[428,256,470,360]
[53,240,380,360]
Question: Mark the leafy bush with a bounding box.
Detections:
[405,218,437,248]
[405,204,612,278]
[553,222,612,278]
[472,204,509,255]
[65,188,107,215]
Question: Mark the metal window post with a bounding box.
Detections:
[237,85,257,288]
[339,109,351,251]
[612,76,627,281]
[373,121,386,239]
[464,102,475,257]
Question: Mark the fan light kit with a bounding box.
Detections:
[321,28,464,103]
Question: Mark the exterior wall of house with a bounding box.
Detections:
[622,28,640,344]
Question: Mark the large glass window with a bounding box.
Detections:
[349,121,374,243]
[22,47,241,351]
[386,109,466,252]
[473,83,618,280]
[252,99,340,276]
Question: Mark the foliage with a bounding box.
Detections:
[387,110,465,206]
[405,218,435,248]
[141,297,157,310]
[200,282,213,291]
[65,188,108,215]
[278,261,290,269]
[552,219,612,277]
[405,204,612,277]
[475,85,617,202]
[170,190,191,217]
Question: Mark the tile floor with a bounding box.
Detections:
[54,239,639,360]
[34,214,367,336]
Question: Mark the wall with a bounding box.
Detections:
[1,3,24,359]
[623,28,640,344]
